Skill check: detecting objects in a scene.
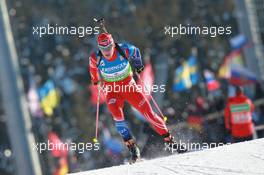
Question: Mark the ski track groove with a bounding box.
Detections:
[151,163,183,175]
[155,162,249,175]
[171,164,252,174]
[250,154,264,161]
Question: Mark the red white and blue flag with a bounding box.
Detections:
[204,69,220,91]
[229,64,258,85]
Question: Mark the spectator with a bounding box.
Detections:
[224,86,255,143]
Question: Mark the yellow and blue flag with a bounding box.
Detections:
[39,80,60,117]
[173,55,198,92]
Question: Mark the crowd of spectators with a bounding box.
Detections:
[0,0,263,174]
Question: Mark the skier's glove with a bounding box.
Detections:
[93,79,103,85]
[129,55,144,73]
[135,65,144,74]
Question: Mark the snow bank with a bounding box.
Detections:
[69,138,264,175]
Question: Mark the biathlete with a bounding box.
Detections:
[89,32,186,163]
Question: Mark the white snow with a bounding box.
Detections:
[69,138,264,175]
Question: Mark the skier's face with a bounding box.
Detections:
[99,43,115,59]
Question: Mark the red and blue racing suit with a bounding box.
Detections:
[89,43,168,141]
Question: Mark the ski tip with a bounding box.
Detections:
[93,138,98,143]
[129,158,144,165]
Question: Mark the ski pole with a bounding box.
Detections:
[93,82,101,143]
[135,72,167,122]
[92,17,105,143]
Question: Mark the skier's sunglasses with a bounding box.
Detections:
[98,43,114,52]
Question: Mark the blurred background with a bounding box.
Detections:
[0,0,264,175]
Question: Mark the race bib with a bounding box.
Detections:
[230,103,251,124]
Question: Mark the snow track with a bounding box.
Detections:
[69,139,264,175]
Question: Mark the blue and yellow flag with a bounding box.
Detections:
[39,80,60,117]
[173,55,198,92]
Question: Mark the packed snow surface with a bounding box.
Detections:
[69,138,264,175]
